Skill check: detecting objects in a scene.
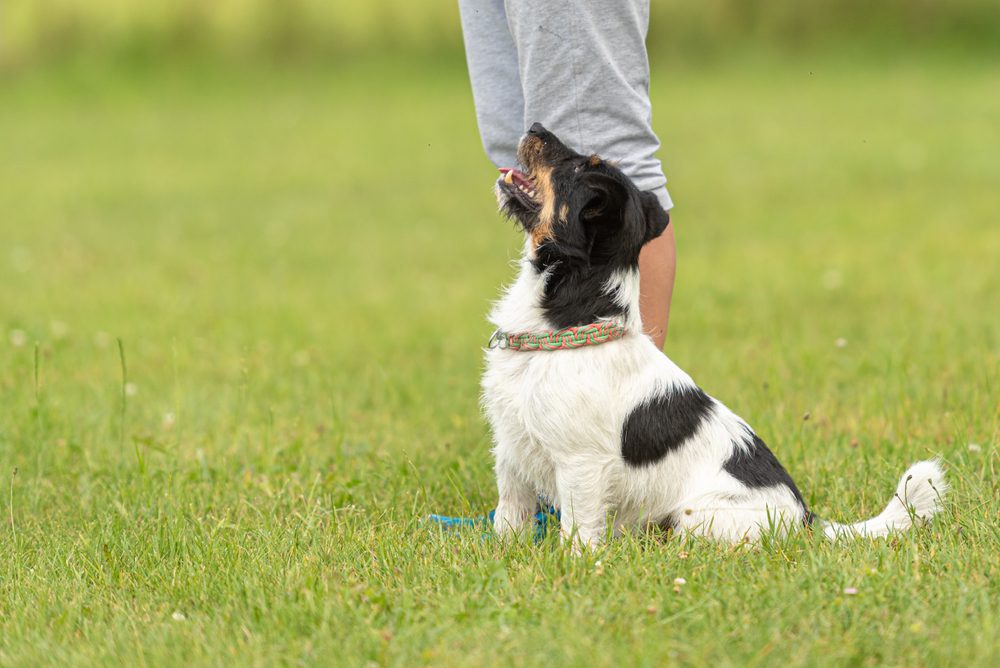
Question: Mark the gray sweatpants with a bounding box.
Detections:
[457,0,673,210]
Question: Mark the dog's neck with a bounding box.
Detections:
[489,242,643,335]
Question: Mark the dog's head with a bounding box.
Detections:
[495,123,669,269]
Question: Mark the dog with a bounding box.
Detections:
[482,122,946,548]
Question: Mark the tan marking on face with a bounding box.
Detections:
[588,154,602,167]
[517,135,544,170]
[528,164,556,249]
[558,203,569,222]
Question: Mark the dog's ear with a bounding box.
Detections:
[639,191,670,243]
[576,172,630,226]
[565,172,633,265]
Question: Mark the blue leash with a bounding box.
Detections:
[428,502,560,542]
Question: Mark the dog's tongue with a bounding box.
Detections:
[499,167,533,189]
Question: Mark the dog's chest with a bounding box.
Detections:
[483,342,643,458]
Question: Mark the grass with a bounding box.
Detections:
[0,50,997,665]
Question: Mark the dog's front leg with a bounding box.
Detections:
[556,461,608,551]
[493,459,536,537]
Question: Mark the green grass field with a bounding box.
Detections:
[1,51,998,665]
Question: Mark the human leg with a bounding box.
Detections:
[639,223,675,348]
[503,0,673,211]
[457,0,524,169]
[504,0,675,343]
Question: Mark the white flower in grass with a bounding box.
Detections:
[8,329,27,347]
[124,382,138,397]
[673,577,686,586]
[171,611,186,621]
[843,587,858,596]
[968,443,981,453]
[835,337,848,348]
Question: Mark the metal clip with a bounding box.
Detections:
[488,329,509,350]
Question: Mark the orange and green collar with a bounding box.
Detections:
[488,320,626,352]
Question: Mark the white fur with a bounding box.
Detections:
[821,459,948,539]
[482,254,947,548]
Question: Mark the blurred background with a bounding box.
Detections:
[0,1,997,487]
[2,0,999,66]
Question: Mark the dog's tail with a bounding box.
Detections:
[819,459,947,540]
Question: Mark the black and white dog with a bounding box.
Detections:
[483,123,946,548]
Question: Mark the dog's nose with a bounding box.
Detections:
[528,122,547,135]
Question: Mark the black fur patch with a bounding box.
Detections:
[723,427,808,510]
[621,386,715,467]
[532,250,630,328]
[532,185,669,328]
[502,124,669,329]
[657,515,677,533]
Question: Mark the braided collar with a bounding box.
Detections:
[487,320,627,352]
